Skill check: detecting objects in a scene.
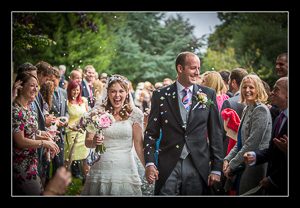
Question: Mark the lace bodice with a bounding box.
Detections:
[81,107,144,195]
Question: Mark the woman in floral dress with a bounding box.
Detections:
[12,72,59,195]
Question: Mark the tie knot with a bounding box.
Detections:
[183,88,189,92]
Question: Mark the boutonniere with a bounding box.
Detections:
[192,89,215,110]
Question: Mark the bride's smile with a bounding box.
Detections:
[108,82,129,113]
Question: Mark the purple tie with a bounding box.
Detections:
[274,113,284,138]
[182,88,191,110]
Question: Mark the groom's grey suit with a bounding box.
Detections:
[144,81,223,195]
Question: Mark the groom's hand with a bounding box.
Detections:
[145,165,159,184]
[208,173,220,186]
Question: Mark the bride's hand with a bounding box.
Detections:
[93,134,104,146]
[145,165,159,184]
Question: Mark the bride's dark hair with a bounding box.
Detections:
[103,75,133,120]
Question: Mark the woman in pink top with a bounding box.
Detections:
[202,71,230,112]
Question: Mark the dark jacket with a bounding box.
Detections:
[144,82,223,195]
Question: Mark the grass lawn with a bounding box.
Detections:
[49,161,84,196]
[65,176,84,196]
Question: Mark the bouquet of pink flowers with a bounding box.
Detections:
[78,108,115,153]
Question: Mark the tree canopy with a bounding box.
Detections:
[203,12,287,87]
[12,12,287,87]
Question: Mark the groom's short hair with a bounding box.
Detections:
[175,51,198,72]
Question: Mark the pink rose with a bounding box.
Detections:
[99,114,110,128]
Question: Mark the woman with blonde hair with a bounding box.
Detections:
[223,74,272,195]
[92,79,104,102]
[203,71,229,112]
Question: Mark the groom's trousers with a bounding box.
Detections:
[159,154,206,195]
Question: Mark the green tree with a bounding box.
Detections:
[109,12,205,86]
[201,47,240,72]
[206,12,287,87]
[13,13,120,78]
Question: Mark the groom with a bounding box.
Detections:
[144,51,223,195]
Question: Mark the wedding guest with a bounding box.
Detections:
[39,80,54,113]
[275,53,288,77]
[13,72,59,195]
[201,71,212,86]
[155,82,163,89]
[34,61,56,184]
[35,61,56,128]
[203,71,229,112]
[134,82,144,108]
[140,81,154,129]
[64,80,90,180]
[63,80,68,89]
[219,69,233,98]
[128,80,135,101]
[39,80,55,186]
[17,62,38,77]
[93,71,99,83]
[100,77,108,89]
[92,79,104,102]
[223,74,272,195]
[81,65,95,110]
[67,69,84,178]
[100,72,107,79]
[69,70,82,83]
[13,62,38,101]
[220,68,249,154]
[262,80,271,105]
[76,67,83,75]
[49,67,69,179]
[200,71,229,195]
[268,53,288,122]
[58,65,66,88]
[196,74,204,85]
[243,77,288,195]
[162,78,173,87]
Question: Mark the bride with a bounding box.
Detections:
[81,75,145,196]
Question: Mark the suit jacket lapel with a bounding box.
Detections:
[166,82,184,127]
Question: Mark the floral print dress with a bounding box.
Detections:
[12,101,42,195]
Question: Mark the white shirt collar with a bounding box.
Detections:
[176,80,193,94]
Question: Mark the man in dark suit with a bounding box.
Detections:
[81,65,95,110]
[244,77,288,195]
[144,52,223,195]
[49,67,69,178]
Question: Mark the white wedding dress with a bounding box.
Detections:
[81,106,144,196]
